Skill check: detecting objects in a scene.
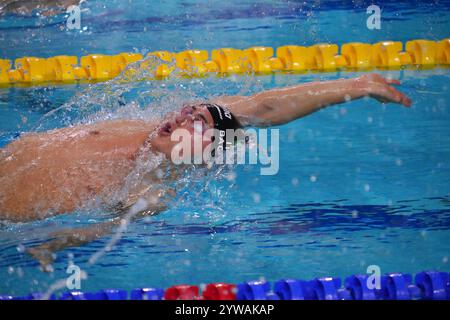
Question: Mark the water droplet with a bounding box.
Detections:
[41,264,54,273]
[252,193,261,203]
[226,171,237,182]
[16,267,24,278]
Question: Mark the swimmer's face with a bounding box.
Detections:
[153,105,216,159]
[158,105,215,138]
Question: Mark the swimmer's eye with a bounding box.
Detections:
[181,105,194,115]
[194,114,206,123]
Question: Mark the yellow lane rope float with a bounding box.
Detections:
[0,39,449,85]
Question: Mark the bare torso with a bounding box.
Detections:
[0,119,157,222]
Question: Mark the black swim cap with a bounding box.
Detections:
[202,103,241,152]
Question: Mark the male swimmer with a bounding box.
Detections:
[0,73,411,267]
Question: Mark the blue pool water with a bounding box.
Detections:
[0,0,450,296]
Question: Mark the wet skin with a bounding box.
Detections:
[0,74,411,223]
[0,106,216,222]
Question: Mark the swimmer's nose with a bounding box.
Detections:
[176,114,187,125]
[180,105,194,116]
[176,113,195,125]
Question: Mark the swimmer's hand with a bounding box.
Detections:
[26,195,168,272]
[357,73,412,107]
[26,220,117,272]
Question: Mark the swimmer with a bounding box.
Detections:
[0,73,411,267]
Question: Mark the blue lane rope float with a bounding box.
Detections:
[1,270,449,300]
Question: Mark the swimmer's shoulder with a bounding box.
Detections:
[86,119,159,134]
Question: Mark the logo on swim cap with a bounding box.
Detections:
[204,103,241,151]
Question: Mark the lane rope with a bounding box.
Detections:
[1,39,449,86]
[1,270,449,300]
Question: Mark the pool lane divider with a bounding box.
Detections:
[1,270,449,300]
[0,39,449,86]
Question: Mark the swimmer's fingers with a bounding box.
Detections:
[27,247,55,272]
[385,78,401,85]
[359,73,411,107]
[369,83,412,107]
[387,85,412,107]
[379,76,410,105]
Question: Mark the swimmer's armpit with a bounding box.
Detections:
[212,73,412,128]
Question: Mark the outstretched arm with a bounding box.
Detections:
[213,73,412,127]
[27,188,169,271]
[27,218,120,271]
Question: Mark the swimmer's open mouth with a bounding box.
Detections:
[159,121,173,136]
